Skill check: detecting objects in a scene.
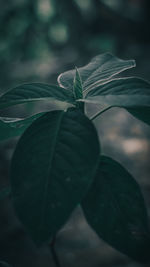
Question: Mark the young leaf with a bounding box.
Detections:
[0,83,75,110]
[58,53,135,92]
[0,113,44,141]
[11,108,100,244]
[73,67,83,100]
[73,68,84,111]
[84,77,150,125]
[82,156,150,262]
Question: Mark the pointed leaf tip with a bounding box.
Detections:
[73,67,83,100]
[0,113,45,141]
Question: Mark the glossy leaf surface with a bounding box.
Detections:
[58,53,135,92]
[11,108,100,244]
[0,113,44,141]
[0,83,75,110]
[84,77,150,125]
[82,156,150,262]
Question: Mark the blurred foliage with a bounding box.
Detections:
[0,0,150,91]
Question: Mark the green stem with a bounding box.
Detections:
[76,101,84,113]
[90,106,112,120]
[50,236,61,267]
[79,102,85,113]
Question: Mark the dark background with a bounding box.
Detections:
[0,0,150,91]
[0,0,150,266]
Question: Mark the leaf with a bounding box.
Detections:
[82,156,150,262]
[0,83,75,110]
[83,77,150,125]
[127,107,150,126]
[0,187,11,200]
[0,113,44,141]
[73,67,83,100]
[11,108,100,244]
[73,68,84,111]
[58,53,135,92]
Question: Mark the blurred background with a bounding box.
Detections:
[0,0,150,90]
[0,0,150,266]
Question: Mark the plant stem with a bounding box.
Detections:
[76,101,84,113]
[79,102,85,113]
[50,236,61,267]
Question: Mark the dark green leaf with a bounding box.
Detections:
[58,53,135,92]
[11,108,100,244]
[127,107,150,126]
[0,113,44,141]
[82,156,150,262]
[84,77,150,125]
[0,83,75,110]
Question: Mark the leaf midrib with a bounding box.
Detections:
[39,111,65,233]
[0,97,74,110]
[83,60,135,93]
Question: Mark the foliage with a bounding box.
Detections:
[0,53,150,264]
